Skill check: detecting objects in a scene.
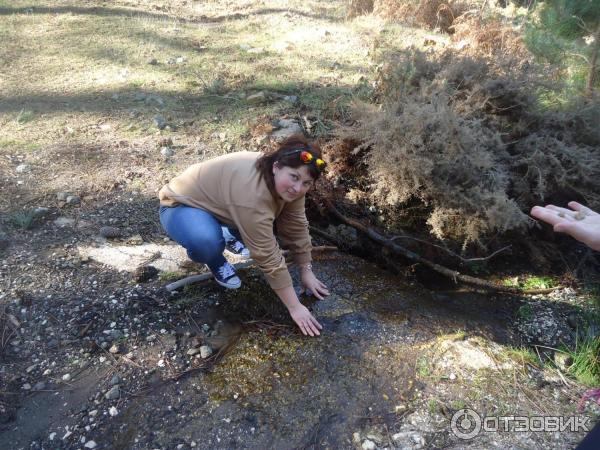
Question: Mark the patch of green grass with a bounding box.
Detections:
[451,399,466,410]
[0,139,41,152]
[501,276,519,288]
[15,109,35,124]
[8,209,36,230]
[522,276,555,290]
[505,346,539,366]
[416,356,430,378]
[449,329,467,341]
[158,271,181,282]
[561,336,600,387]
[583,284,600,309]
[427,398,438,414]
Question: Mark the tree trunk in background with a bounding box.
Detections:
[585,24,600,98]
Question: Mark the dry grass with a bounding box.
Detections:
[0,0,404,211]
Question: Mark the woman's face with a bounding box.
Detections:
[272,163,314,202]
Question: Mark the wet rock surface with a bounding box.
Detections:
[1,243,597,449]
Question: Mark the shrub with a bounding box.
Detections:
[334,45,600,247]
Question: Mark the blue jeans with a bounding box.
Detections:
[159,205,234,271]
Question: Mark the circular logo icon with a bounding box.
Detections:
[451,408,482,440]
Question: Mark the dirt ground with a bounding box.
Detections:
[1,1,599,449]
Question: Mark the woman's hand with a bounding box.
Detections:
[288,303,323,337]
[300,267,330,300]
[530,201,600,251]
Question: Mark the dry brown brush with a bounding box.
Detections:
[333,44,600,248]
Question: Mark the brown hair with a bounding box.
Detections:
[256,134,323,195]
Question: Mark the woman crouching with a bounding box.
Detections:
[158,135,330,336]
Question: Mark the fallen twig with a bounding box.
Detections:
[165,245,337,291]
[390,235,511,263]
[324,200,560,295]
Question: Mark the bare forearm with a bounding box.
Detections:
[273,284,301,311]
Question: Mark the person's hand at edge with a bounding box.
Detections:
[530,201,600,251]
[288,303,323,337]
[300,265,330,300]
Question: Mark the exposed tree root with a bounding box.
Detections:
[325,199,560,295]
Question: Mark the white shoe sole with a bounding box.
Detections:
[215,277,242,289]
[224,248,250,259]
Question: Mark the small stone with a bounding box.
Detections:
[109,406,118,416]
[32,207,50,218]
[158,137,173,147]
[449,372,456,380]
[109,344,121,354]
[176,56,186,63]
[127,234,144,245]
[105,385,120,400]
[54,217,75,228]
[362,439,376,450]
[110,374,121,386]
[56,192,69,201]
[99,226,121,238]
[186,348,200,356]
[154,115,167,130]
[148,58,158,65]
[554,352,573,371]
[160,147,174,158]
[66,195,81,205]
[26,364,36,373]
[16,164,30,173]
[22,383,32,390]
[246,91,269,104]
[33,381,46,391]
[49,432,56,441]
[283,95,298,104]
[200,345,213,359]
[108,330,124,341]
[84,441,97,449]
[62,374,71,382]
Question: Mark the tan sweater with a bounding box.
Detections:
[158,151,312,289]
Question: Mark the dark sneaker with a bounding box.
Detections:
[225,240,250,258]
[211,262,241,289]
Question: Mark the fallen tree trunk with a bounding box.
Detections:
[324,199,558,295]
